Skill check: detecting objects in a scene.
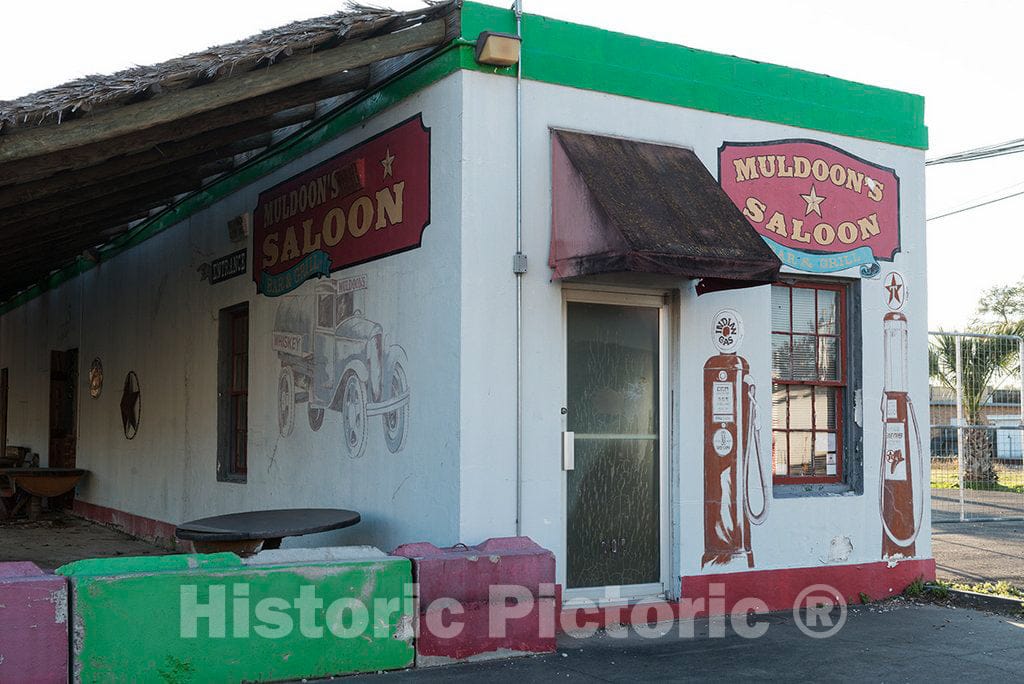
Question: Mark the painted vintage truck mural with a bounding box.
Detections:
[272,275,410,459]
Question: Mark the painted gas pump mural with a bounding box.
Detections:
[272,274,410,459]
[702,309,771,568]
[879,271,924,558]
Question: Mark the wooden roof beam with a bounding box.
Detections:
[0,105,314,210]
[1,157,239,225]
[0,177,206,251]
[0,68,372,186]
[0,19,445,164]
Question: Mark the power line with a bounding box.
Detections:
[927,188,1024,222]
[927,137,1024,166]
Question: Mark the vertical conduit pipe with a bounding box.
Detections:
[513,0,524,536]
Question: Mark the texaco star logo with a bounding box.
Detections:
[120,371,141,440]
[884,272,905,311]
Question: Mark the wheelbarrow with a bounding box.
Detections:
[0,467,86,520]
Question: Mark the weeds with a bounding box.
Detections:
[904,577,926,599]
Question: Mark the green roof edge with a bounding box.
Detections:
[460,1,927,150]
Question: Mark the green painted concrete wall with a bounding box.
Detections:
[58,552,414,683]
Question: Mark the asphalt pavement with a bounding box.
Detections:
[340,602,1024,682]
[932,519,1024,586]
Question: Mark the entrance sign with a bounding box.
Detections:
[253,115,430,296]
[210,249,247,284]
[719,140,900,277]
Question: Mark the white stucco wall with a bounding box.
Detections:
[0,64,929,588]
[0,286,82,464]
[0,73,467,552]
[457,70,929,593]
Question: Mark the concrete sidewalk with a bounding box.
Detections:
[343,603,1023,682]
[0,511,169,571]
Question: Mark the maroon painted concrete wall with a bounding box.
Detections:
[0,561,69,683]
[394,536,556,666]
[73,499,186,550]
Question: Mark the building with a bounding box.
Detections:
[930,386,1023,460]
[0,1,932,608]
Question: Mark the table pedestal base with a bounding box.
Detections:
[189,537,282,556]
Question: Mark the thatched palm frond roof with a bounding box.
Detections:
[0,1,461,303]
[0,2,454,130]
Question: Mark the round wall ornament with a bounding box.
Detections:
[88,357,103,398]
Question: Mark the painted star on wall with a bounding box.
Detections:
[801,185,827,217]
[381,148,395,178]
[120,371,141,440]
[885,273,904,308]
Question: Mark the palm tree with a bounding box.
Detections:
[929,322,1024,484]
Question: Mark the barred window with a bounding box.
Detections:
[218,303,249,482]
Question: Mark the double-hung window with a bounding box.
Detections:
[771,282,846,483]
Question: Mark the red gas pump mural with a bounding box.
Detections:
[880,272,924,558]
[702,310,771,568]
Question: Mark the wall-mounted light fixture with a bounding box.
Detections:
[474,31,521,67]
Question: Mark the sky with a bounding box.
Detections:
[2,0,1021,330]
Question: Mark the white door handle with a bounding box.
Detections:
[562,431,575,471]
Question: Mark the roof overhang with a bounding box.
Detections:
[0,2,460,303]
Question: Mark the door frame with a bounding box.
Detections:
[561,285,674,603]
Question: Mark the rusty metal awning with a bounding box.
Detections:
[550,131,781,292]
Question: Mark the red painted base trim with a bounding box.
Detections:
[72,500,186,551]
[681,559,936,617]
[558,559,935,628]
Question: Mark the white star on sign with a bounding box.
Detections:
[381,148,395,178]
[801,185,827,217]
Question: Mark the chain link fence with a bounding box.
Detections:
[929,331,1024,522]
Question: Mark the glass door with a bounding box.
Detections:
[566,299,663,591]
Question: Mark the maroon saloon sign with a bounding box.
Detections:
[253,115,430,295]
[719,139,900,276]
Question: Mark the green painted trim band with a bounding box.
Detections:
[0,45,465,315]
[460,1,927,150]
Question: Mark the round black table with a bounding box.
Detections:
[175,508,360,555]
